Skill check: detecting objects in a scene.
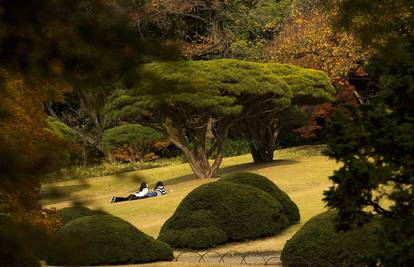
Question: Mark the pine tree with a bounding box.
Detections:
[323,1,414,265]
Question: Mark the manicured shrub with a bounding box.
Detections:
[45,116,81,144]
[158,173,299,249]
[102,124,162,165]
[45,116,82,165]
[46,215,173,265]
[220,172,300,223]
[57,206,109,225]
[281,211,382,267]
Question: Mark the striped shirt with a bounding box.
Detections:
[155,185,166,196]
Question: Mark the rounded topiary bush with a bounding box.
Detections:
[57,206,109,224]
[158,173,299,249]
[220,172,300,223]
[46,215,173,265]
[281,211,382,267]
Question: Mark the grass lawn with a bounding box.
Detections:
[41,145,338,255]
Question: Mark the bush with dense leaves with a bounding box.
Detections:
[45,117,81,144]
[220,172,300,223]
[57,206,109,225]
[102,124,162,164]
[222,138,251,157]
[158,172,299,249]
[45,116,82,165]
[46,215,173,265]
[281,211,382,267]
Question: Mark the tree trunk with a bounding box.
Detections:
[250,144,274,163]
[250,128,279,163]
[165,120,231,179]
[183,149,219,178]
[188,160,213,178]
[168,137,225,178]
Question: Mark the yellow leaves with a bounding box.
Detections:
[267,2,367,80]
[0,70,69,168]
[264,21,277,31]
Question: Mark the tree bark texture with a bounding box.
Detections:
[165,116,231,178]
[232,116,280,163]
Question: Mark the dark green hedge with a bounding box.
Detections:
[158,172,299,249]
[57,206,109,224]
[47,215,173,265]
[281,211,382,267]
[220,172,300,223]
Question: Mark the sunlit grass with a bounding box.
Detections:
[41,145,338,254]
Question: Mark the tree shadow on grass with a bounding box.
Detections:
[164,159,300,186]
[163,174,200,186]
[218,159,300,177]
[39,183,91,202]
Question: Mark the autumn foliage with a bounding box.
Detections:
[268,0,366,80]
[267,0,369,138]
[296,78,359,138]
[131,0,291,59]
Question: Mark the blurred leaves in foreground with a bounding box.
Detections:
[0,0,177,265]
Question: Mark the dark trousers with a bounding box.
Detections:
[113,194,147,203]
[113,194,134,203]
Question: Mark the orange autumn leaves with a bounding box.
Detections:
[267,1,369,138]
[268,1,367,80]
[0,71,70,231]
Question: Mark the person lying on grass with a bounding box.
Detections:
[146,181,166,197]
[111,181,166,203]
[111,182,148,203]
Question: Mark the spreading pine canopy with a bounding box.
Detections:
[108,59,335,121]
